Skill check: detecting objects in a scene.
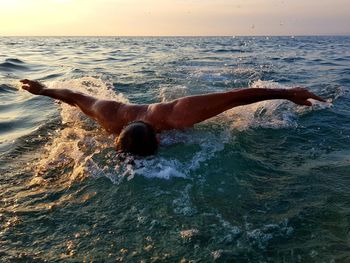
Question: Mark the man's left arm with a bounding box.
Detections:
[148,87,326,130]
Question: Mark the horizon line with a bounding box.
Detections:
[1,34,349,38]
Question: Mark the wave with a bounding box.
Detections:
[0,58,38,74]
[0,84,17,93]
[0,61,29,71]
[0,58,47,74]
[5,58,25,64]
[212,48,243,53]
[0,80,58,155]
[282,57,305,62]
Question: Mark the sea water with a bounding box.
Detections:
[0,36,349,262]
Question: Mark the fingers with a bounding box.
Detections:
[295,99,312,106]
[310,93,326,102]
[20,79,39,85]
[21,85,30,90]
[293,86,326,103]
[303,100,312,106]
[20,79,39,92]
[20,80,32,91]
[20,79,31,84]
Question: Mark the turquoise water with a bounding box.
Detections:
[0,36,349,262]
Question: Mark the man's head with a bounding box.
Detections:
[116,121,158,156]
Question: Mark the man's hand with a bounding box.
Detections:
[288,87,325,106]
[20,79,46,95]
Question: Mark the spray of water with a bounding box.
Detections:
[33,77,331,185]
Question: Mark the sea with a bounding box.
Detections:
[0,36,349,262]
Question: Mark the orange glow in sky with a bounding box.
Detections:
[0,0,349,36]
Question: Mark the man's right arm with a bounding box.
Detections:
[20,79,127,134]
[21,79,98,116]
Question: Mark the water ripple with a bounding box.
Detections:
[0,36,349,262]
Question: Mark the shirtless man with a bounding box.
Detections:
[20,79,325,156]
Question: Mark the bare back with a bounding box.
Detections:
[93,100,181,133]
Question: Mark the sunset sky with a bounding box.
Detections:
[0,0,349,36]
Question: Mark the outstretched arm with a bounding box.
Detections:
[20,79,98,117]
[147,87,325,130]
[20,79,130,134]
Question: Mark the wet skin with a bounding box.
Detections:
[20,79,325,135]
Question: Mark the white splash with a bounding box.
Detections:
[34,77,228,184]
[33,78,328,184]
[34,77,125,184]
[218,80,300,131]
[159,84,188,102]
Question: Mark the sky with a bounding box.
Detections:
[0,0,349,36]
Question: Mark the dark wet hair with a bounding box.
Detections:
[116,121,158,156]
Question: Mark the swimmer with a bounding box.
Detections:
[20,79,325,156]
